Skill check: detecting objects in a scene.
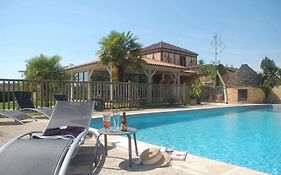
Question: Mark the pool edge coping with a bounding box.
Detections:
[90,103,272,175]
[92,103,272,119]
[89,128,269,175]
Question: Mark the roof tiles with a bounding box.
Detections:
[141,41,198,56]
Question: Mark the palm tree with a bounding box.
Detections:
[97,31,142,82]
[22,54,69,106]
[23,54,69,80]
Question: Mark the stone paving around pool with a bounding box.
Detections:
[0,104,270,175]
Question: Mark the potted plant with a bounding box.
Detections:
[190,80,203,105]
[189,92,197,105]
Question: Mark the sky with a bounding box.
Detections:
[0,0,280,79]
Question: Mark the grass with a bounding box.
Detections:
[0,102,17,110]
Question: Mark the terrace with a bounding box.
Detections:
[1,59,280,175]
[0,104,269,175]
[0,77,272,174]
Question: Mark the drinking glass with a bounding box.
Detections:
[112,110,121,130]
[103,113,111,130]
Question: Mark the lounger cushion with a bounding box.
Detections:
[0,139,72,175]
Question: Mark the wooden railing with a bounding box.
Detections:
[0,78,189,110]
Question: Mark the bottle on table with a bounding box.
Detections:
[121,112,128,131]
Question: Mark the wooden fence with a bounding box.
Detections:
[0,79,189,110]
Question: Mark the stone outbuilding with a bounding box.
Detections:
[227,64,265,103]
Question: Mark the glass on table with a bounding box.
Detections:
[112,109,121,130]
[103,113,111,130]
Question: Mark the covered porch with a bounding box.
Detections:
[64,59,196,105]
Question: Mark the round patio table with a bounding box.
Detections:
[94,127,138,167]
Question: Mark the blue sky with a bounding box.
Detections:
[0,0,280,79]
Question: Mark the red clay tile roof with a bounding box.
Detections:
[142,57,187,69]
[65,57,197,74]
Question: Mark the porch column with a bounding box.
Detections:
[170,72,181,100]
[182,83,189,105]
[161,73,165,83]
[160,73,165,99]
[106,64,113,101]
[144,69,156,103]
[87,69,94,100]
[70,73,74,100]
[176,72,180,101]
[169,72,180,84]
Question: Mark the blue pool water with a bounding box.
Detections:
[91,106,281,174]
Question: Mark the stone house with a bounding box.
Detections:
[227,64,265,103]
[65,41,199,85]
[64,41,199,103]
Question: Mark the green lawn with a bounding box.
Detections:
[0,102,17,110]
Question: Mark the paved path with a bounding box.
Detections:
[0,118,196,175]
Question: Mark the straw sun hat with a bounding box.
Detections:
[137,148,171,167]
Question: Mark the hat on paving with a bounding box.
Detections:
[138,148,171,167]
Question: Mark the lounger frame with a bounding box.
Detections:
[0,127,90,175]
[0,101,95,175]
[13,91,53,118]
[0,110,35,124]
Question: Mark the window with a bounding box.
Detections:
[189,57,196,66]
[180,56,186,67]
[238,89,248,101]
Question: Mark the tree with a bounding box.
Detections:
[23,54,69,80]
[199,63,226,84]
[198,59,205,65]
[260,57,280,87]
[97,31,142,82]
[198,63,228,103]
[261,57,280,78]
[210,33,225,65]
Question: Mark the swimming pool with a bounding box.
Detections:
[91,105,281,174]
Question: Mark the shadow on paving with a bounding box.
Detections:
[92,144,114,174]
[66,145,96,175]
[0,120,29,126]
[65,135,164,174]
[93,146,160,174]
[119,158,157,172]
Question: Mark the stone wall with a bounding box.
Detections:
[227,86,265,104]
[227,88,238,102]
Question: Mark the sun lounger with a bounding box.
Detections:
[13,91,53,118]
[92,97,104,111]
[0,101,95,175]
[0,110,34,124]
[54,94,68,101]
